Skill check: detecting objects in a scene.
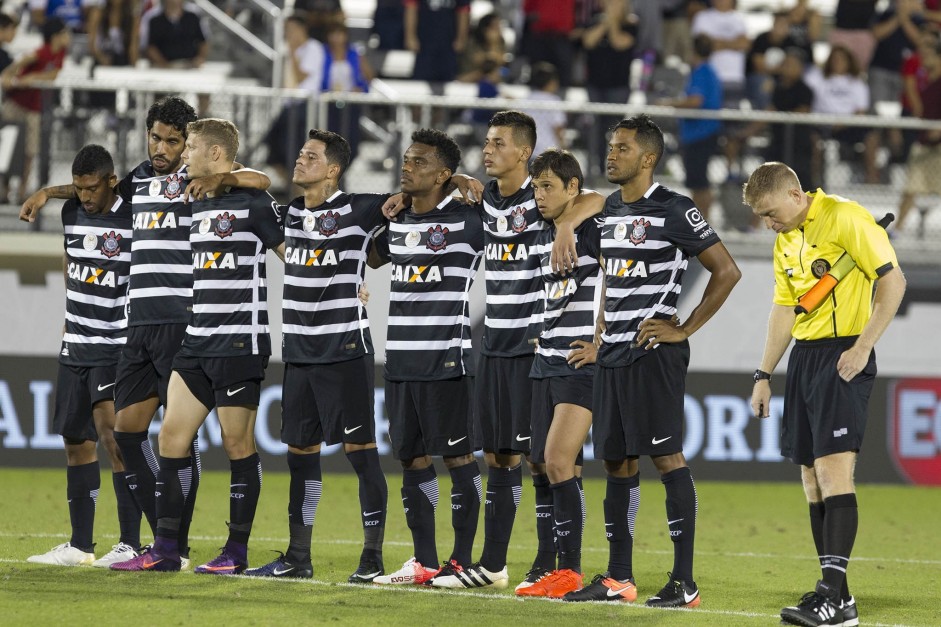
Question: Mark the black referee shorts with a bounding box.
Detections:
[53,363,117,442]
[476,354,534,455]
[385,376,475,461]
[529,374,592,465]
[114,323,186,411]
[782,336,876,467]
[171,353,268,410]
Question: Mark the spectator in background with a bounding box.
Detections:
[523,0,576,88]
[746,11,801,111]
[768,48,816,190]
[0,17,70,202]
[29,0,102,32]
[787,0,822,56]
[145,0,208,69]
[0,13,16,76]
[660,34,722,218]
[828,0,877,71]
[661,0,704,63]
[629,0,662,62]
[372,0,404,50]
[899,28,940,158]
[405,0,470,89]
[295,0,343,41]
[523,62,566,157]
[322,21,374,162]
[88,0,139,67]
[458,12,507,81]
[690,0,748,109]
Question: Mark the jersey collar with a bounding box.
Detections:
[801,188,824,229]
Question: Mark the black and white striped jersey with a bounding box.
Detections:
[376,197,485,382]
[530,219,603,379]
[59,198,133,367]
[281,191,386,364]
[117,162,193,327]
[598,183,720,368]
[479,177,546,357]
[179,187,284,358]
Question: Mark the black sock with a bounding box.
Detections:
[662,466,697,584]
[402,466,438,568]
[112,472,141,549]
[447,461,481,567]
[155,455,191,557]
[286,451,321,563]
[480,464,522,571]
[347,449,387,557]
[532,473,556,570]
[605,473,638,580]
[576,476,586,533]
[227,453,262,546]
[67,461,99,552]
[114,430,158,535]
[810,501,851,602]
[178,438,201,555]
[552,477,583,573]
[821,493,858,595]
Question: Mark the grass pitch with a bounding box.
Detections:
[1,467,938,626]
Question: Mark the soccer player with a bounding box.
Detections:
[513,149,602,599]
[744,162,905,627]
[115,118,283,574]
[27,145,139,567]
[243,129,390,583]
[565,114,740,607]
[20,97,271,568]
[369,129,485,586]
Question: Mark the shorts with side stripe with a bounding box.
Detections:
[476,354,534,455]
[281,355,376,447]
[529,374,591,465]
[171,353,268,410]
[386,376,475,461]
[592,342,690,460]
[115,323,186,411]
[53,363,117,442]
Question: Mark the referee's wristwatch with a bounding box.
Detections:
[753,369,772,383]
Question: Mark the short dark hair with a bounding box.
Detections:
[72,144,115,178]
[146,96,198,136]
[529,149,583,192]
[693,34,713,59]
[411,128,461,175]
[613,114,665,169]
[41,17,67,43]
[0,13,17,29]
[488,110,537,150]
[308,128,351,180]
[529,62,558,90]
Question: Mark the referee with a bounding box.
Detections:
[744,162,906,627]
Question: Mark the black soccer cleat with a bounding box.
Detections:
[780,581,844,627]
[243,552,313,579]
[841,596,859,627]
[348,553,384,584]
[644,572,701,608]
[563,572,637,602]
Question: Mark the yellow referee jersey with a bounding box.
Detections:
[772,189,899,340]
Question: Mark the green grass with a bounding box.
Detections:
[1,467,938,626]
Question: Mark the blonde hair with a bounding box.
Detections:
[742,162,801,207]
[187,118,239,161]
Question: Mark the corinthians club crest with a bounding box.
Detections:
[318,210,340,236]
[510,206,527,233]
[214,212,236,238]
[164,173,184,200]
[426,225,449,251]
[100,231,122,258]
[629,218,651,245]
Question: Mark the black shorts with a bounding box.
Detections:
[529,375,592,465]
[171,353,268,410]
[476,354,534,455]
[385,377,475,461]
[281,356,376,447]
[114,323,186,411]
[53,363,117,442]
[782,337,876,467]
[682,134,718,191]
[592,342,690,460]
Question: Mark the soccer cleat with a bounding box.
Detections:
[138,544,190,570]
[430,561,509,589]
[372,557,439,585]
[194,548,248,575]
[780,581,844,627]
[514,566,552,594]
[109,547,181,572]
[244,553,313,579]
[563,572,637,602]
[516,569,583,598]
[841,596,859,627]
[27,542,95,567]
[92,543,139,568]
[645,572,701,608]
[426,559,463,586]
[348,554,384,584]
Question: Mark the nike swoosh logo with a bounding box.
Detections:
[97,382,116,391]
[684,590,699,604]
[362,510,381,517]
[651,436,672,445]
[447,436,467,446]
[344,425,362,435]
[67,238,80,245]
[272,566,294,576]
[554,520,571,526]
[667,518,685,525]
[227,386,246,397]
[136,184,148,192]
[142,558,164,569]
[607,583,634,597]
[515,434,531,442]
[290,219,301,226]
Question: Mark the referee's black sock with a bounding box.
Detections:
[810,501,852,602]
[480,464,522,572]
[662,466,697,584]
[532,473,556,571]
[67,461,100,553]
[286,451,321,563]
[604,473,638,581]
[227,453,262,546]
[402,466,439,568]
[114,430,158,535]
[552,477,583,573]
[821,493,858,595]
[154,455,191,557]
[447,461,481,567]
[178,437,201,557]
[112,471,141,550]
[346,448,387,557]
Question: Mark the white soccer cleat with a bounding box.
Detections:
[431,562,509,589]
[372,557,439,585]
[92,542,139,568]
[27,542,95,566]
